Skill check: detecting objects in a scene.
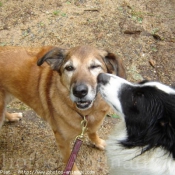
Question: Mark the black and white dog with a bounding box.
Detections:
[97,73,175,175]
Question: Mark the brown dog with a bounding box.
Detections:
[0,45,126,174]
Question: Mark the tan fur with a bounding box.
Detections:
[0,45,126,174]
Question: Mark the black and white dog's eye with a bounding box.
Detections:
[136,92,144,97]
[65,66,75,71]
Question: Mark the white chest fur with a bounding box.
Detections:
[106,120,175,175]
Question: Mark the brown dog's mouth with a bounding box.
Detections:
[76,100,93,110]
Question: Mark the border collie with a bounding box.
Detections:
[97,73,175,175]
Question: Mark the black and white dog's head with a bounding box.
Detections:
[97,73,175,158]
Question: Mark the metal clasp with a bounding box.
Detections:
[76,116,88,140]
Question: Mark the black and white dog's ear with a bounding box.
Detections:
[166,99,175,127]
[158,93,175,129]
[101,50,126,78]
[37,47,67,70]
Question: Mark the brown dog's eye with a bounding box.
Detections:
[90,65,101,69]
[65,66,75,71]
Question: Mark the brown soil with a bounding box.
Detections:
[0,0,175,174]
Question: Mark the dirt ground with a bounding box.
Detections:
[0,0,175,174]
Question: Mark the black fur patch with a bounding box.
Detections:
[119,84,175,158]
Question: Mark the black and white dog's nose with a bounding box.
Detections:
[97,73,109,85]
[73,84,88,98]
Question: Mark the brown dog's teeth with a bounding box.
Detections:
[76,101,92,106]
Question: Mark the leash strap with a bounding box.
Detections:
[63,138,83,175]
[63,116,88,175]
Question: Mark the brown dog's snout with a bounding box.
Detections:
[73,84,88,98]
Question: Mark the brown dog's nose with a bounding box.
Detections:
[73,84,88,98]
[97,73,109,85]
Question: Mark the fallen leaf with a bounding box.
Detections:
[149,59,156,68]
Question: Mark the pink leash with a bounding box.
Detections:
[63,138,83,175]
[63,116,88,175]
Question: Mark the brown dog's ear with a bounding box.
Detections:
[37,47,67,70]
[102,51,126,78]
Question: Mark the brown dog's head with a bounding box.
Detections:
[37,45,126,110]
